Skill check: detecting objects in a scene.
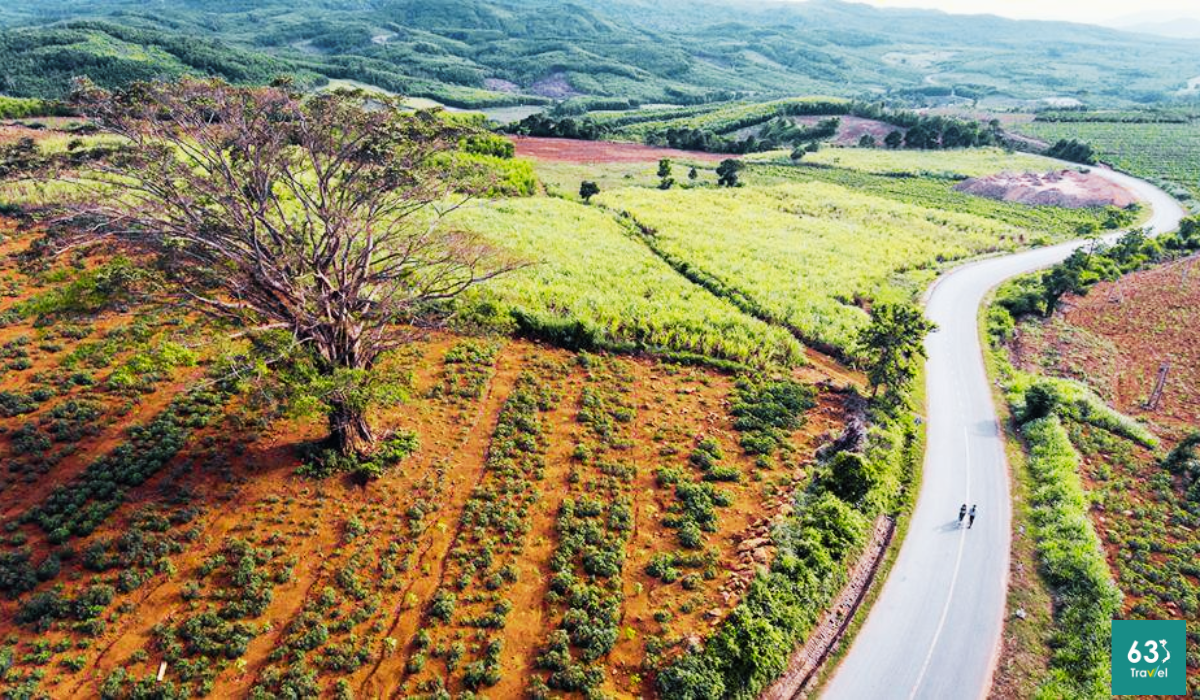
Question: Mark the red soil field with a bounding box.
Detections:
[1011,254,1200,439]
[0,220,851,699]
[512,136,728,164]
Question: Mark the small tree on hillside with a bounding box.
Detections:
[884,130,903,149]
[858,134,877,148]
[825,451,880,504]
[657,158,674,190]
[1041,249,1091,316]
[688,167,698,182]
[856,303,936,403]
[31,78,519,459]
[580,180,600,203]
[716,159,743,187]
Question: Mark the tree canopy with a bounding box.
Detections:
[26,78,519,462]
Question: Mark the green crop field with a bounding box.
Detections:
[597,180,1030,354]
[449,197,802,366]
[450,145,1111,363]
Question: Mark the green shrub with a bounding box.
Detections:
[824,451,879,504]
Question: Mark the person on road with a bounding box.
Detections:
[958,503,967,526]
[968,504,977,529]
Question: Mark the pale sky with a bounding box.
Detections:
[852,0,1200,23]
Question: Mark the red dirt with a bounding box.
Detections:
[1011,254,1200,438]
[0,220,852,699]
[955,170,1137,209]
[513,136,728,164]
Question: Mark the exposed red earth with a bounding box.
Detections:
[512,136,728,164]
[955,169,1138,208]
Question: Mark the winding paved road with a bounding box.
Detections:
[820,166,1186,700]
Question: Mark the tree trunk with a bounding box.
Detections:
[329,402,376,457]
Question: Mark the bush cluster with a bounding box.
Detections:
[431,340,501,400]
[730,376,816,457]
[24,390,224,543]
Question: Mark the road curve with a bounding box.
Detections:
[820,166,1186,700]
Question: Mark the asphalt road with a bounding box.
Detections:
[820,166,1186,700]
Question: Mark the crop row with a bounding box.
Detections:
[22,389,224,543]
[533,355,638,697]
[415,359,567,694]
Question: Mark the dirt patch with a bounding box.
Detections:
[529,72,582,100]
[955,169,1137,208]
[797,115,904,146]
[513,136,728,164]
[483,78,519,93]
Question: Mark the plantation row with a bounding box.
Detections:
[413,358,569,695]
[532,355,637,696]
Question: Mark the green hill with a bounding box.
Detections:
[1,0,1199,108]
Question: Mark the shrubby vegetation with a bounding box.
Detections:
[0,96,65,119]
[991,219,1200,327]
[1044,139,1096,164]
[1016,404,1122,698]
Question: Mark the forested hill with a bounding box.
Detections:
[1,0,1199,108]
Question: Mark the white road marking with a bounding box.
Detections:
[908,427,972,699]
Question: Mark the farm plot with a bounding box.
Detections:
[0,220,848,699]
[600,181,1028,354]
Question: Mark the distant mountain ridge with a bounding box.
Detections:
[1,0,1198,107]
[1107,16,1200,39]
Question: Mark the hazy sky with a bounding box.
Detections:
[852,0,1200,23]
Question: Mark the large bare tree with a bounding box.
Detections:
[40,78,516,456]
